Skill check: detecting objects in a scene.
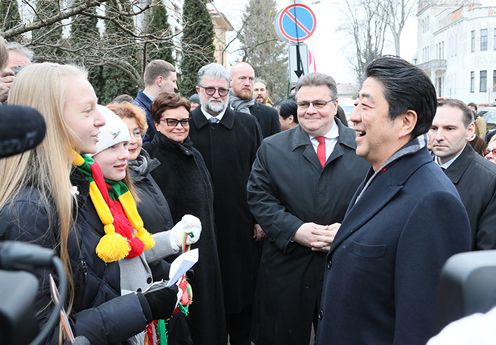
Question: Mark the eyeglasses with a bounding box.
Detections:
[199,85,229,97]
[484,148,496,156]
[297,99,336,110]
[160,118,190,128]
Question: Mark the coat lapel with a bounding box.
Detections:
[444,145,474,185]
[330,177,402,253]
[190,107,208,129]
[330,149,433,254]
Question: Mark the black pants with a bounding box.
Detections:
[226,305,252,345]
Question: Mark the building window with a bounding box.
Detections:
[480,70,487,93]
[436,77,443,97]
[471,30,476,52]
[494,28,496,50]
[437,41,444,59]
[481,29,488,51]
[493,70,496,92]
[470,71,475,93]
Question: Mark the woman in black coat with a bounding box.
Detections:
[0,63,176,345]
[144,92,227,345]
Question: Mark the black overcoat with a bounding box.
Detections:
[443,144,496,249]
[249,102,281,138]
[316,147,471,345]
[144,133,227,345]
[247,121,369,345]
[0,170,149,345]
[188,107,263,315]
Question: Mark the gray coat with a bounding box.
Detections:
[119,231,177,294]
[247,121,369,345]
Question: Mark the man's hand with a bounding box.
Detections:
[0,75,14,103]
[253,223,266,241]
[293,222,341,252]
[310,223,341,252]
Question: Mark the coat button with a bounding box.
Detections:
[304,284,310,289]
[327,260,332,269]
[318,310,323,320]
[147,277,152,284]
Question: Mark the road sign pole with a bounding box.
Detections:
[274,4,316,87]
[295,43,304,78]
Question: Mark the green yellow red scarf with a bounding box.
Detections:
[73,151,155,263]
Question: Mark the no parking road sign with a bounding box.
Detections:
[274,4,317,43]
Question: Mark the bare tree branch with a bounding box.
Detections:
[341,0,390,83]
[2,0,107,39]
[386,0,417,55]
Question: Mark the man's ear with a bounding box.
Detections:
[155,75,163,88]
[397,110,417,139]
[465,122,476,141]
[195,85,200,94]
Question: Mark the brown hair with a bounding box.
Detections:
[144,60,175,86]
[437,98,474,127]
[151,92,191,124]
[107,102,148,135]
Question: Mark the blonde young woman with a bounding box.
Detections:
[0,63,177,345]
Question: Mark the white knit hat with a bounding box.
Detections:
[94,105,131,155]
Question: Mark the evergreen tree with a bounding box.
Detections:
[239,0,287,99]
[180,0,215,97]
[143,0,174,64]
[31,0,64,61]
[98,0,140,103]
[0,0,22,42]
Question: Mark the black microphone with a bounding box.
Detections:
[0,241,54,271]
[0,105,46,158]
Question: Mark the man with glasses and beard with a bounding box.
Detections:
[188,63,262,345]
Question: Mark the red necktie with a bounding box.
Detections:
[316,136,326,168]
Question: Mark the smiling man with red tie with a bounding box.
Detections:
[247,72,369,345]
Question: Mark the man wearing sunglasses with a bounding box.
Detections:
[429,98,496,250]
[247,72,368,345]
[189,63,262,345]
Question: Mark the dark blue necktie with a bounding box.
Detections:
[209,117,219,124]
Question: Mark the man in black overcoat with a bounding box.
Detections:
[188,63,262,345]
[316,56,471,345]
[229,62,280,138]
[430,98,496,249]
[247,72,369,345]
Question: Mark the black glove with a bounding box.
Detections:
[142,283,178,320]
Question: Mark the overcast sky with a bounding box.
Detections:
[212,0,418,85]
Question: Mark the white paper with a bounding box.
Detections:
[166,248,199,287]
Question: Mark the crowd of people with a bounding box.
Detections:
[0,32,495,345]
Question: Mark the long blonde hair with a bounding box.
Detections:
[0,63,89,306]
